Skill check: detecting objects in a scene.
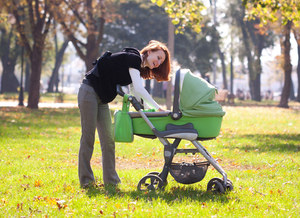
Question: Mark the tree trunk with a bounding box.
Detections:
[47,40,69,93]
[250,55,262,101]
[249,22,264,101]
[0,27,19,93]
[217,45,228,89]
[25,60,30,92]
[249,72,261,101]
[297,43,300,102]
[278,21,293,108]
[27,47,43,109]
[239,12,255,99]
[294,31,300,102]
[0,65,19,93]
[145,80,151,93]
[57,0,106,73]
[167,18,175,110]
[289,79,295,100]
[238,6,265,101]
[230,54,234,94]
[10,0,52,109]
[242,30,255,100]
[152,80,163,98]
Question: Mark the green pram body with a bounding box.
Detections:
[115,68,225,141]
[131,114,223,139]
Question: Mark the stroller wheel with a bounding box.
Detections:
[137,175,164,191]
[207,178,225,194]
[147,171,160,176]
[207,178,233,193]
[225,179,234,191]
[147,171,168,186]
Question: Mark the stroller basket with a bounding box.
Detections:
[169,161,210,184]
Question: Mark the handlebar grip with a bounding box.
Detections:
[116,85,125,96]
[128,96,143,111]
[116,85,144,111]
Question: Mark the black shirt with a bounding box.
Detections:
[86,48,142,103]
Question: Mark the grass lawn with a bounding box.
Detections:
[0,101,299,217]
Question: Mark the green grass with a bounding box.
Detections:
[0,103,299,217]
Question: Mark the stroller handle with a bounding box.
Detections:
[116,84,125,97]
[116,84,143,111]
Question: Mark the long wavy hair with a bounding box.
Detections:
[140,40,171,82]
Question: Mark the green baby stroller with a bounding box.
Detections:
[114,69,233,193]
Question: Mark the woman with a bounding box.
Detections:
[77,40,171,188]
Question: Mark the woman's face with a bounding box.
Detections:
[145,49,166,69]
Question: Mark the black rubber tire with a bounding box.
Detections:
[207,178,225,194]
[207,177,233,192]
[147,172,160,176]
[137,175,164,191]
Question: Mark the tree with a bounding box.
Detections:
[47,39,69,93]
[2,0,54,109]
[102,0,216,99]
[54,0,114,71]
[150,0,206,34]
[101,0,169,101]
[102,0,216,75]
[209,0,228,89]
[239,11,264,101]
[211,26,228,90]
[228,0,275,101]
[47,22,69,93]
[243,0,300,107]
[0,19,20,93]
[151,0,208,108]
[174,24,218,75]
[293,29,300,102]
[279,20,293,106]
[101,1,168,52]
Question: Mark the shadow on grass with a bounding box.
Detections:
[0,107,80,130]
[84,184,230,204]
[0,107,114,129]
[226,133,300,153]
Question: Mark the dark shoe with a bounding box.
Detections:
[81,181,95,189]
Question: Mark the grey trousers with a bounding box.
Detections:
[77,83,121,186]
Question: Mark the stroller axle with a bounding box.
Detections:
[175,148,200,155]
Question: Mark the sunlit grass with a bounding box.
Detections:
[0,105,299,217]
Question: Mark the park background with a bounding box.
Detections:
[0,0,299,108]
[0,0,299,217]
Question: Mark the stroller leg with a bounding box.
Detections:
[159,138,181,183]
[191,140,228,185]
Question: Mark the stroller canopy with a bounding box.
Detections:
[178,69,225,117]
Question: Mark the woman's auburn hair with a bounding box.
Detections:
[140,40,171,82]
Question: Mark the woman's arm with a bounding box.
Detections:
[129,68,161,110]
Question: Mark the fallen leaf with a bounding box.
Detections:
[56,200,67,209]
[17,203,23,210]
[34,180,43,187]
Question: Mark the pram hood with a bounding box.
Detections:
[178,69,225,117]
